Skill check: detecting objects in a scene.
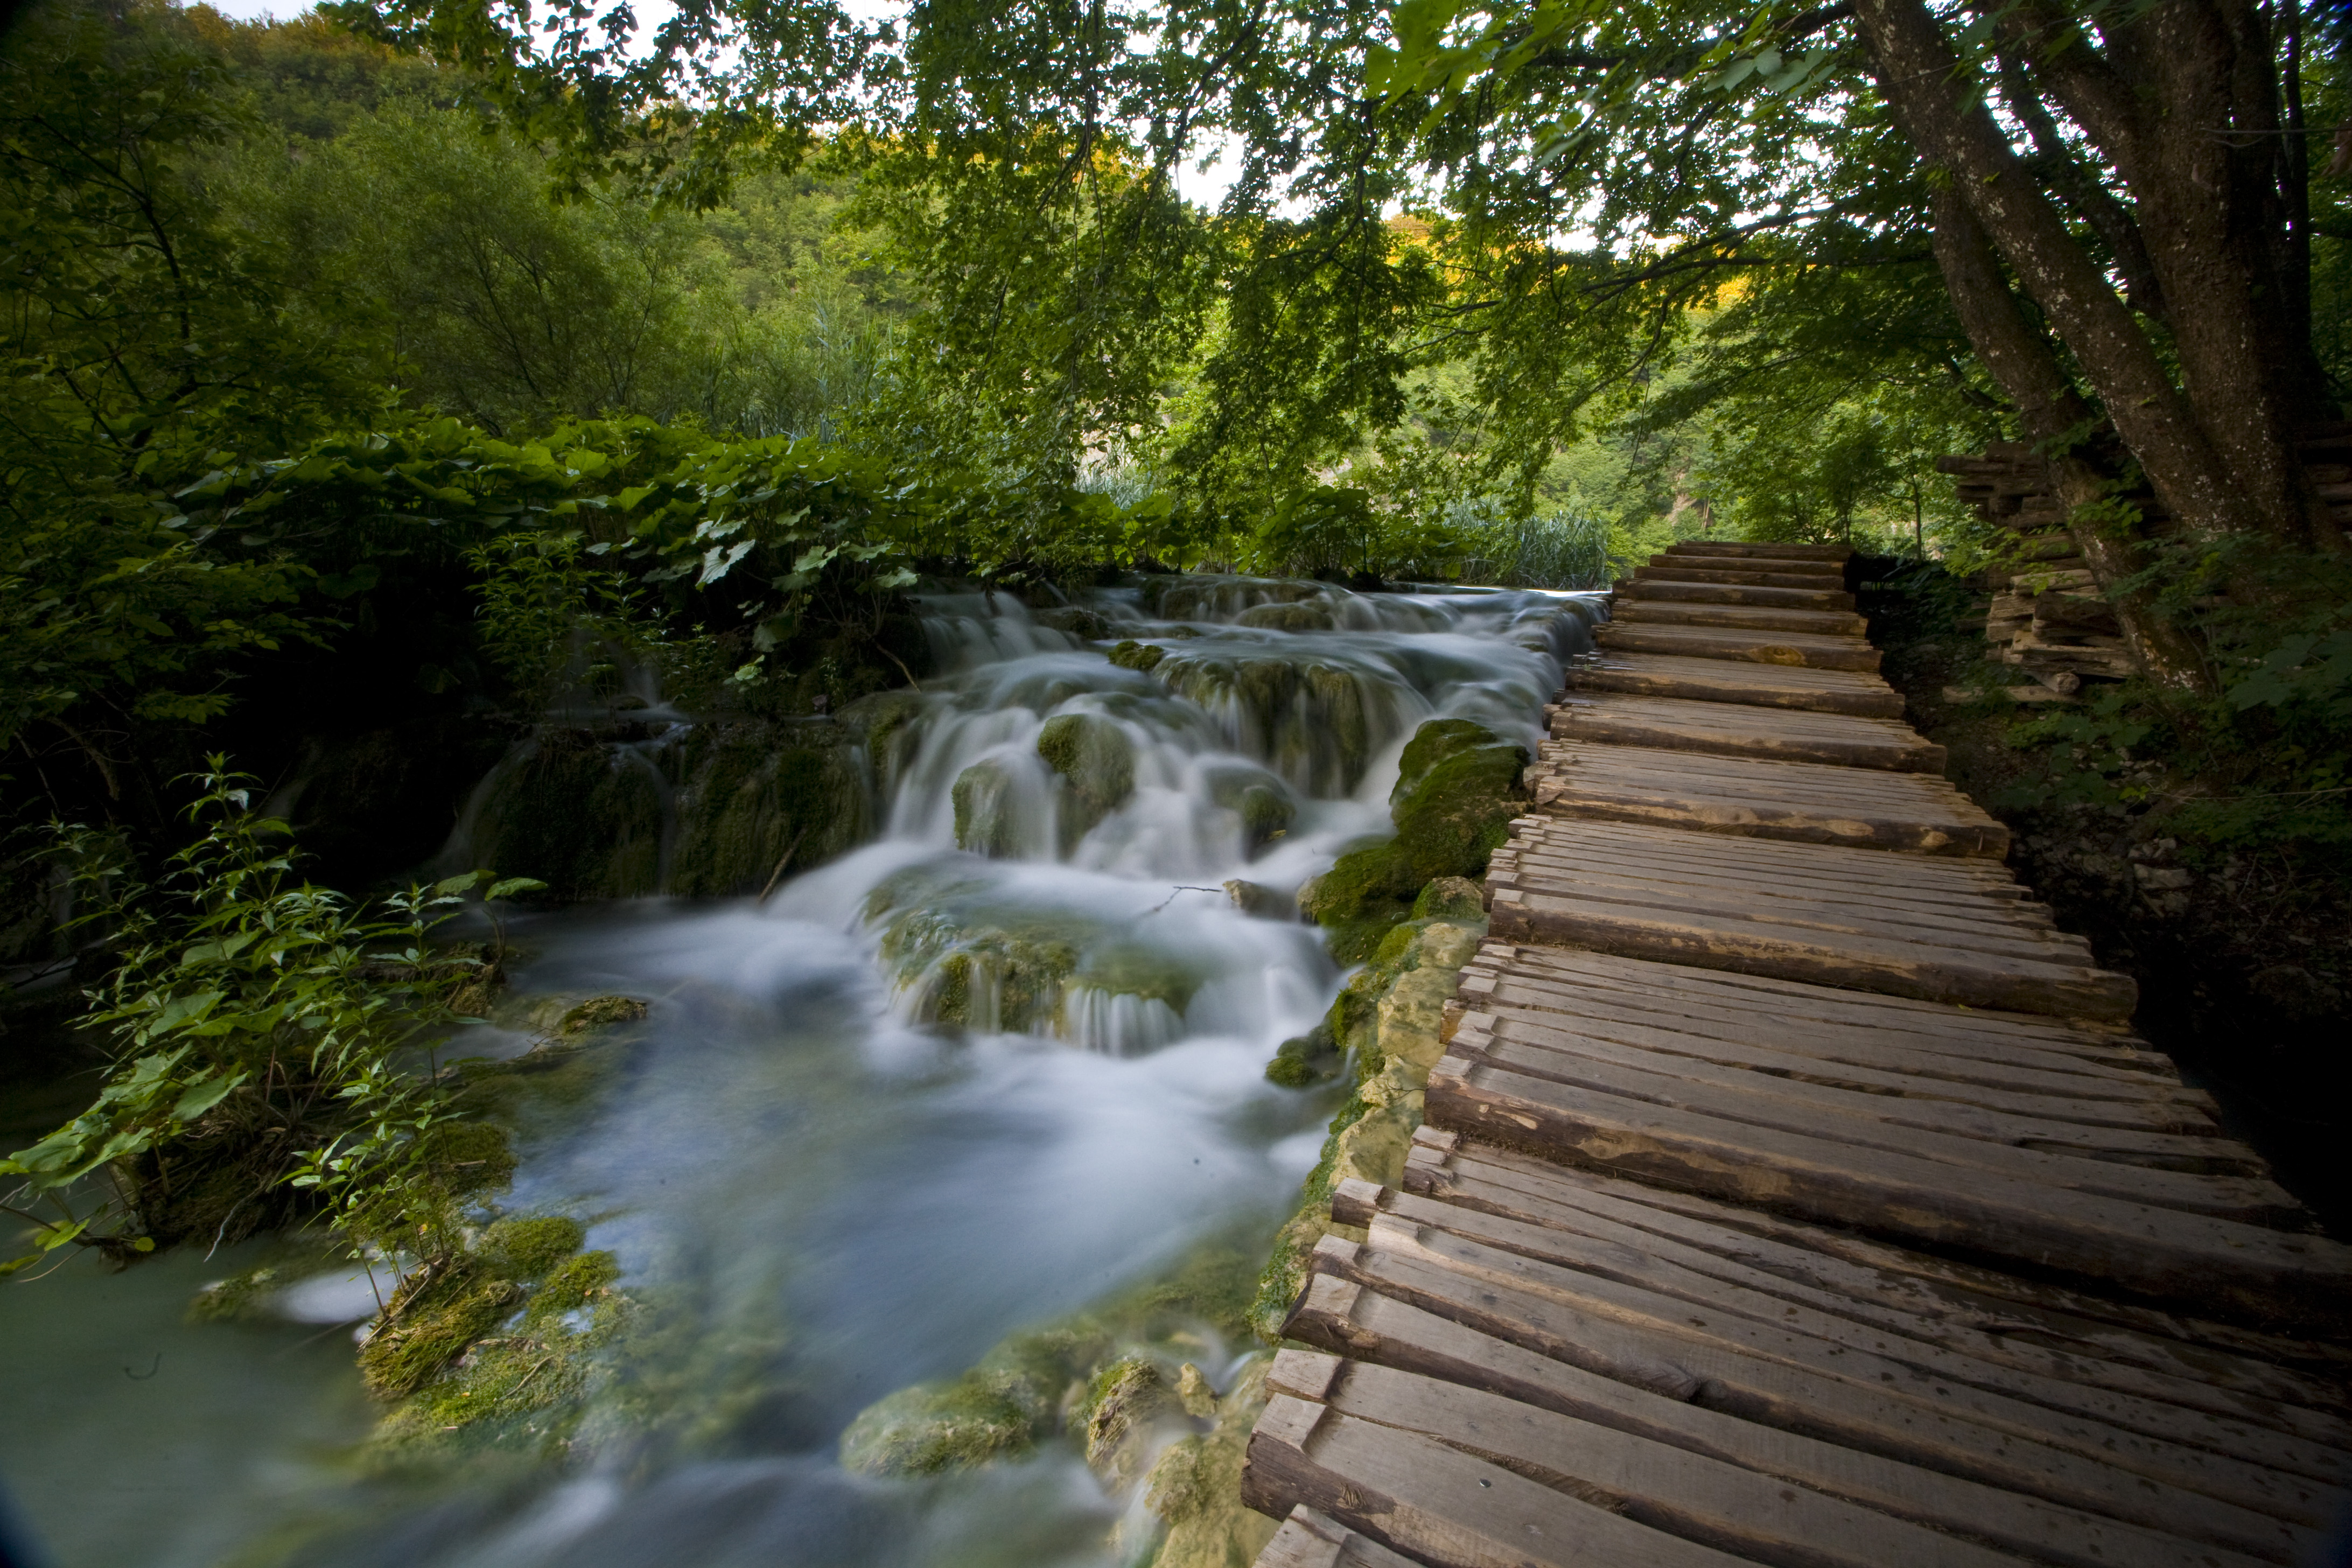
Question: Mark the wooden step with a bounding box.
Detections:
[1257,1507,1420,1568]
[1621,579,1858,611]
[1528,740,2006,856]
[1612,599,1870,636]
[1547,693,1945,773]
[1647,552,1855,578]
[1632,564,1850,590]
[1594,621,1883,672]
[1567,652,1905,718]
[1484,817,2136,1018]
[1664,541,1852,561]
[1276,1270,2325,1568]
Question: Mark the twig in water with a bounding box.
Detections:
[1143,886,1224,917]
[124,1353,160,1380]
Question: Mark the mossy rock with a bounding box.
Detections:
[1264,1021,1341,1089]
[477,1216,586,1278]
[664,721,870,896]
[559,995,648,1034]
[950,758,1024,858]
[1035,605,1115,641]
[1108,639,1166,673]
[360,1265,526,1399]
[522,1249,621,1329]
[467,729,666,901]
[1234,600,1333,632]
[1298,719,1526,956]
[1144,1355,1279,1568]
[1205,764,1296,853]
[1036,712,1136,842]
[1412,874,1487,921]
[1085,1356,1183,1492]
[839,1321,1110,1477]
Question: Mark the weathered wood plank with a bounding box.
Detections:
[1241,1394,1755,1568]
[1595,621,1885,671]
[1269,1350,2040,1568]
[1461,1001,2240,1153]
[1569,652,1900,714]
[1611,600,1871,636]
[1663,542,1853,561]
[1305,1238,2326,1558]
[1281,1274,2286,1568]
[1402,1140,2352,1439]
[1423,1056,2352,1327]
[1257,1507,1425,1568]
[1621,580,1859,611]
[1529,743,2008,857]
[1546,693,1946,772]
[1333,1181,2347,1478]
[1485,880,2136,1018]
[1631,564,1854,590]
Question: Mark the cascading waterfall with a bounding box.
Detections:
[0,576,1605,1568]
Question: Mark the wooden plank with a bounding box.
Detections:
[1620,581,1858,611]
[1485,880,2136,1018]
[1256,1507,1424,1568]
[1471,943,2171,1065]
[1632,565,1853,590]
[1569,652,1902,716]
[1281,1274,2287,1568]
[1496,825,2032,904]
[1334,1181,2347,1480]
[1474,940,2155,1049]
[1465,981,2223,1129]
[1611,600,1870,636]
[1241,1393,1756,1568]
[1306,1238,2326,1557]
[1269,1350,2040,1568]
[1529,746,2008,858]
[1664,542,1853,561]
[1403,1140,2352,1440]
[1546,694,1945,773]
[1453,1019,2287,1213]
[1411,1127,2352,1385]
[1491,842,2043,918]
[1423,1055,2352,1327]
[1464,998,2232,1149]
[1594,621,1884,672]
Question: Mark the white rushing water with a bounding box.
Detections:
[0,578,1604,1568]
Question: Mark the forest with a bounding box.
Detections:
[1,0,2348,1563]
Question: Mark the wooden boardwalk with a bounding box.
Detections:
[1242,542,2352,1568]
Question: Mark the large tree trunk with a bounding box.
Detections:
[1926,189,2216,698]
[1852,0,2341,559]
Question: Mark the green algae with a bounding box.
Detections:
[1298,717,1525,962]
[1109,639,1167,673]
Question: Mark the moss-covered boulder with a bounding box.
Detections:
[1108,639,1166,673]
[1298,718,1525,962]
[1263,1020,1341,1088]
[841,1322,1111,1476]
[1205,764,1296,855]
[1235,600,1333,633]
[1035,606,1115,641]
[558,995,647,1034]
[1142,1355,1279,1568]
[468,729,667,901]
[1084,1355,1185,1493]
[951,758,1024,858]
[664,721,870,897]
[1036,713,1136,844]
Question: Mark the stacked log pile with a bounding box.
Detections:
[1936,422,2352,696]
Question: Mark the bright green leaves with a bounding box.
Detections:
[0,764,519,1272]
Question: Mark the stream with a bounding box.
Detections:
[0,579,1604,1568]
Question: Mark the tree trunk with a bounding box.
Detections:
[1925,188,2215,698]
[1853,0,2339,558]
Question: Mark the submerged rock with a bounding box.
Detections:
[1085,1355,1185,1493]
[1036,712,1136,844]
[951,758,1024,858]
[1142,1354,1279,1568]
[1034,605,1115,641]
[1108,639,1167,673]
[558,995,648,1034]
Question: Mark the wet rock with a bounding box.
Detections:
[951,759,1023,857]
[1263,1020,1341,1088]
[1108,639,1167,673]
[664,722,870,897]
[1143,1355,1279,1568]
[1034,606,1115,641]
[2250,965,2342,1022]
[558,995,647,1034]
[1298,719,1527,962]
[1085,1355,1184,1492]
[1036,713,1136,842]
[1235,600,1333,632]
[843,1324,1111,1476]
[1175,1362,1217,1419]
[1205,764,1297,853]
[1411,875,1487,922]
[1223,878,1290,920]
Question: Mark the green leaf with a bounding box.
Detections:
[486,876,548,900]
